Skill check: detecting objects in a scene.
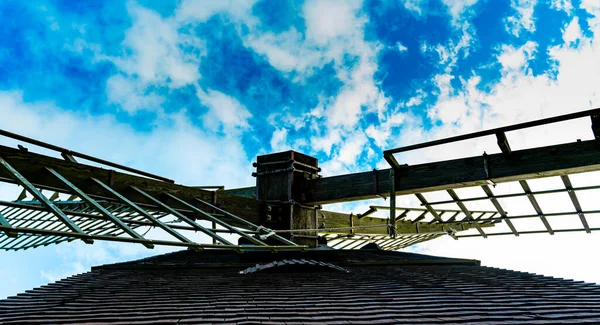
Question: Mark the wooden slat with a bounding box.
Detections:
[46,168,153,248]
[0,145,261,227]
[481,185,519,236]
[415,193,443,222]
[130,186,234,246]
[0,157,93,244]
[163,193,268,247]
[0,211,17,237]
[519,180,554,235]
[446,189,486,238]
[561,175,591,233]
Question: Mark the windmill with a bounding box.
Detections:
[1,108,599,253]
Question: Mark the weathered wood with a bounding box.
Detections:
[0,145,262,228]
[496,132,511,155]
[561,175,591,233]
[304,139,600,204]
[316,209,490,235]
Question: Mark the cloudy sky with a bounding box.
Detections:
[2,0,600,298]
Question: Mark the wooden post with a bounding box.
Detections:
[254,151,320,247]
[389,168,396,238]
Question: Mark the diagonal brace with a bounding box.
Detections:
[164,193,268,246]
[46,167,153,249]
[90,178,196,249]
[0,157,93,244]
[0,210,17,237]
[447,189,486,238]
[131,186,234,246]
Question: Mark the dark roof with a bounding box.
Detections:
[2,248,600,324]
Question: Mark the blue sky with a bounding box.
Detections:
[2,0,600,298]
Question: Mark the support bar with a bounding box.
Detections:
[46,168,153,248]
[0,157,93,244]
[447,189,486,238]
[130,186,234,246]
[561,175,591,233]
[164,193,268,247]
[0,128,174,183]
[194,198,297,247]
[90,178,195,249]
[520,180,554,235]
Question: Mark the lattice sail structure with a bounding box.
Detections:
[2,108,600,252]
[379,108,600,241]
[323,206,498,250]
[0,130,302,252]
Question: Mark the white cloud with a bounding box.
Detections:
[423,21,475,73]
[106,74,165,113]
[242,0,390,161]
[0,90,254,190]
[497,41,537,72]
[196,88,253,133]
[320,132,369,176]
[563,16,582,45]
[175,0,257,24]
[550,0,573,13]
[116,2,201,87]
[403,0,426,15]
[365,112,407,147]
[506,0,537,36]
[441,0,480,21]
[302,0,365,45]
[246,28,324,75]
[270,128,289,152]
[100,2,206,113]
[396,42,408,52]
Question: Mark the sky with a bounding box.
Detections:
[1,0,600,298]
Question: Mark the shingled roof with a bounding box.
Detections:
[2,248,600,324]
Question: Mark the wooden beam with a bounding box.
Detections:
[496,132,512,155]
[316,209,491,235]
[303,139,600,205]
[0,145,262,228]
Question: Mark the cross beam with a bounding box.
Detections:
[303,139,600,205]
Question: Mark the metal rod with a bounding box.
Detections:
[0,128,174,183]
[384,108,600,156]
[0,211,17,237]
[436,209,600,223]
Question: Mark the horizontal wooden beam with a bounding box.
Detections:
[303,139,600,205]
[316,209,491,235]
